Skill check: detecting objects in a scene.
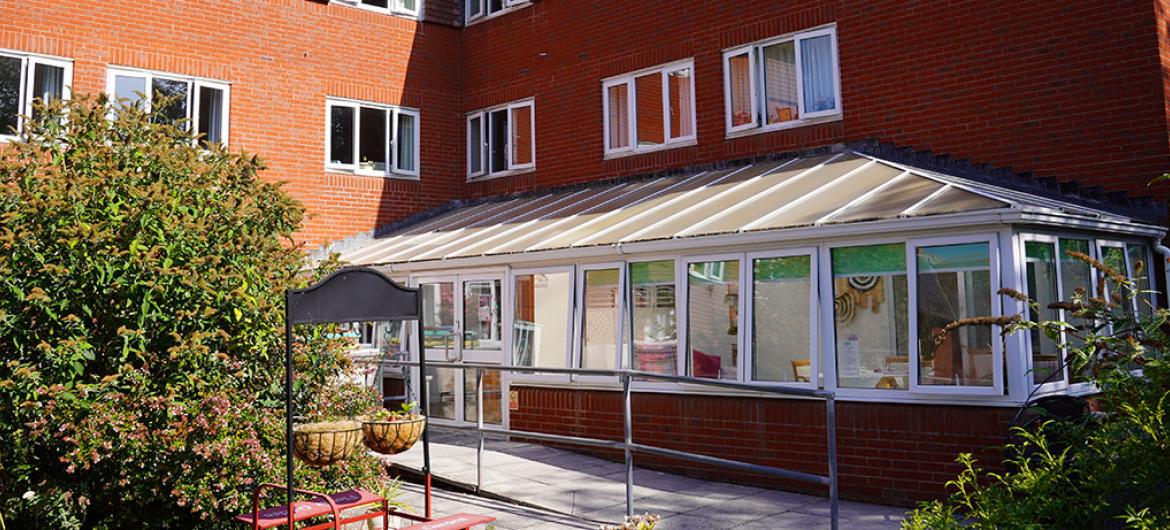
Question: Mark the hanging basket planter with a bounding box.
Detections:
[360,415,426,455]
[293,420,363,467]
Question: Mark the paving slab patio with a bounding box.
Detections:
[388,429,907,529]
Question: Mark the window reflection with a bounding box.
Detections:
[832,244,909,389]
[630,261,677,374]
[752,255,812,382]
[687,260,739,380]
[513,272,572,368]
[916,243,993,387]
[463,280,502,350]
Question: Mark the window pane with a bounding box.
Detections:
[1025,241,1062,384]
[151,78,189,126]
[397,112,417,173]
[1060,239,1093,383]
[463,279,502,351]
[606,83,630,150]
[752,255,812,382]
[426,367,457,420]
[1127,243,1152,317]
[468,0,482,18]
[800,34,837,113]
[833,244,909,389]
[510,105,532,166]
[398,0,417,12]
[422,282,456,350]
[114,74,147,106]
[197,86,225,145]
[630,261,677,374]
[0,56,20,135]
[30,63,65,121]
[667,68,694,139]
[489,0,503,13]
[468,115,483,175]
[916,243,994,387]
[582,269,620,370]
[687,260,739,380]
[727,51,753,127]
[463,368,502,425]
[634,73,663,146]
[358,107,388,172]
[329,106,355,165]
[489,109,508,173]
[1101,246,1128,318]
[513,272,572,368]
[762,41,798,124]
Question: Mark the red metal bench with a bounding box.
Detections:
[398,513,496,530]
[233,484,388,530]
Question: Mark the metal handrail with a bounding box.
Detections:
[390,360,839,530]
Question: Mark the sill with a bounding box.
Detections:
[465,1,532,27]
[603,138,698,161]
[326,167,421,181]
[466,166,535,183]
[724,112,843,140]
[332,0,421,21]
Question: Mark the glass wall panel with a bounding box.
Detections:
[1060,239,1093,383]
[630,261,676,374]
[634,73,663,146]
[463,279,502,350]
[513,272,572,368]
[762,41,798,125]
[426,367,456,420]
[916,242,993,387]
[1127,243,1152,317]
[752,255,811,382]
[421,282,456,351]
[832,244,909,389]
[687,260,739,379]
[581,269,620,370]
[463,369,502,425]
[1025,241,1062,384]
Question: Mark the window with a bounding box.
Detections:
[326,98,420,178]
[512,270,574,368]
[723,26,839,135]
[913,241,996,389]
[0,51,71,139]
[340,0,419,16]
[1024,240,1063,385]
[463,279,502,350]
[579,266,623,371]
[467,99,534,179]
[831,243,910,390]
[629,261,678,375]
[749,251,816,384]
[603,60,695,155]
[466,0,528,23]
[107,67,228,146]
[686,257,741,380]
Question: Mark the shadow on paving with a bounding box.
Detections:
[386,428,908,529]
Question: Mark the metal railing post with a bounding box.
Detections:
[827,394,838,530]
[476,366,485,493]
[622,372,633,519]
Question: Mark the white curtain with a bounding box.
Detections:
[800,35,837,113]
[397,112,416,172]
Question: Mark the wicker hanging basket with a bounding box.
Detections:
[293,420,363,467]
[360,416,426,455]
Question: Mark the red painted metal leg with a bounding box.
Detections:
[425,473,432,520]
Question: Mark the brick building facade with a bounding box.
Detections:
[5,0,1170,507]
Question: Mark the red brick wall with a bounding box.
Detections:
[0,0,465,248]
[464,1,1170,202]
[509,386,1014,505]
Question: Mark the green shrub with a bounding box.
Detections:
[903,253,1170,529]
[0,96,387,528]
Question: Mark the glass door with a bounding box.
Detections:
[416,274,505,426]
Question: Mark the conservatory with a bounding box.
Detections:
[335,149,1165,427]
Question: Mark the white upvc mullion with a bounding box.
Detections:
[793,36,807,122]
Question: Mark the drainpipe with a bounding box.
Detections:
[1155,244,1170,308]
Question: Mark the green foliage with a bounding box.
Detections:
[903,252,1170,529]
[0,96,388,528]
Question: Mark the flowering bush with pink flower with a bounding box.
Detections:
[0,96,388,528]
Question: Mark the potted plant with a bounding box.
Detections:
[360,401,426,455]
[292,419,364,467]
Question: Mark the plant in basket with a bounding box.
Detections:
[360,401,427,455]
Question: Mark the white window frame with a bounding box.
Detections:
[466,98,535,180]
[465,0,530,25]
[680,253,747,382]
[574,262,626,383]
[744,248,819,388]
[907,233,1004,396]
[602,59,697,157]
[324,97,420,179]
[105,66,230,146]
[506,265,575,384]
[0,50,73,141]
[336,0,420,18]
[722,24,841,137]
